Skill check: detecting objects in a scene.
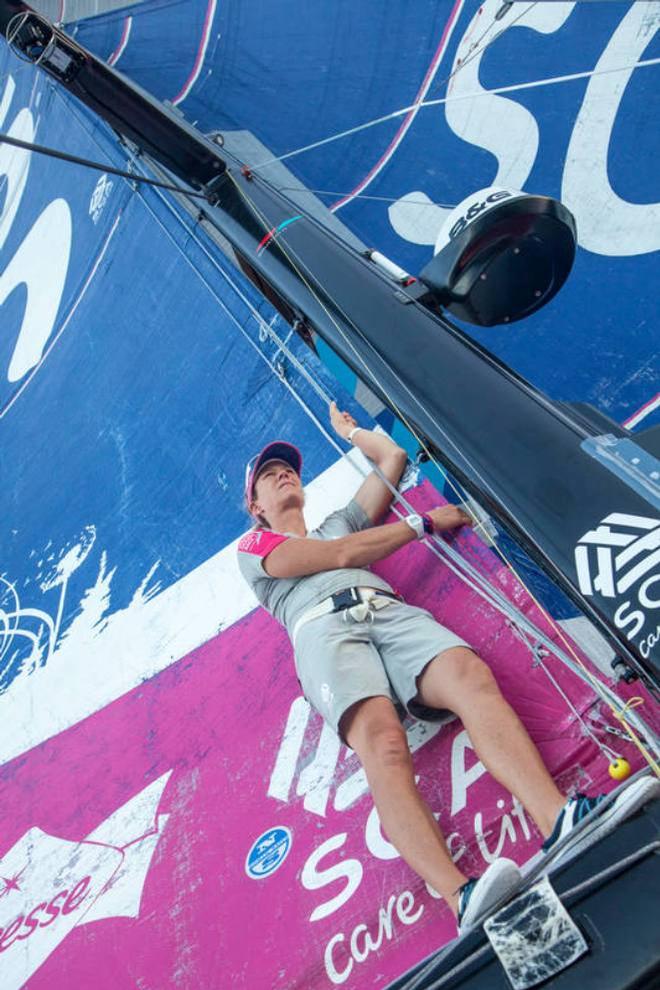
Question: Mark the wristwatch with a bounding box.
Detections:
[404,513,425,540]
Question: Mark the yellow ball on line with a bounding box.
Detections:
[608,758,631,781]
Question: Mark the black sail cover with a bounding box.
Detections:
[1,2,658,683]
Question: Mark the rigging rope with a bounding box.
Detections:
[128,155,658,772]
[250,57,660,173]
[507,623,620,762]
[0,130,210,199]
[253,317,656,768]
[7,39,658,213]
[221,165,659,774]
[251,0,540,172]
[37,65,652,767]
[263,187,457,208]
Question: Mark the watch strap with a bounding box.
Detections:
[404,514,425,540]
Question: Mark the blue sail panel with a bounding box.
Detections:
[1,9,659,990]
[73,0,660,424]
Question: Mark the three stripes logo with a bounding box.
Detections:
[574,512,660,656]
[575,512,660,599]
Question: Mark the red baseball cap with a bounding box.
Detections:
[245,441,303,503]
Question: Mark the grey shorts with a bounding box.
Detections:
[293,598,470,744]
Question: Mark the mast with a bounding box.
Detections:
[1,3,658,686]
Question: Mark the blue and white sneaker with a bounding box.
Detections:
[542,775,660,866]
[457,858,522,933]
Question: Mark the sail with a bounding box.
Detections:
[65,0,660,667]
[70,0,660,414]
[0,2,658,989]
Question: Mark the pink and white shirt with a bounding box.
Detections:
[237,499,393,639]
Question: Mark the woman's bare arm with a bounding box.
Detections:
[329,401,408,522]
[263,505,471,579]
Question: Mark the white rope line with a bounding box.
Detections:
[251,57,660,172]
[202,244,658,758]
[262,187,457,208]
[507,622,620,761]
[228,167,660,773]
[228,168,560,562]
[34,22,659,621]
[134,177,594,628]
[251,0,536,172]
[7,10,656,765]
[423,55,660,109]
[134,166,659,764]
[220,169,660,779]
[225,176,660,767]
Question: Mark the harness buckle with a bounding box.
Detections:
[342,601,373,624]
[331,588,361,612]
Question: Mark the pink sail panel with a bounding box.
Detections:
[0,482,652,990]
